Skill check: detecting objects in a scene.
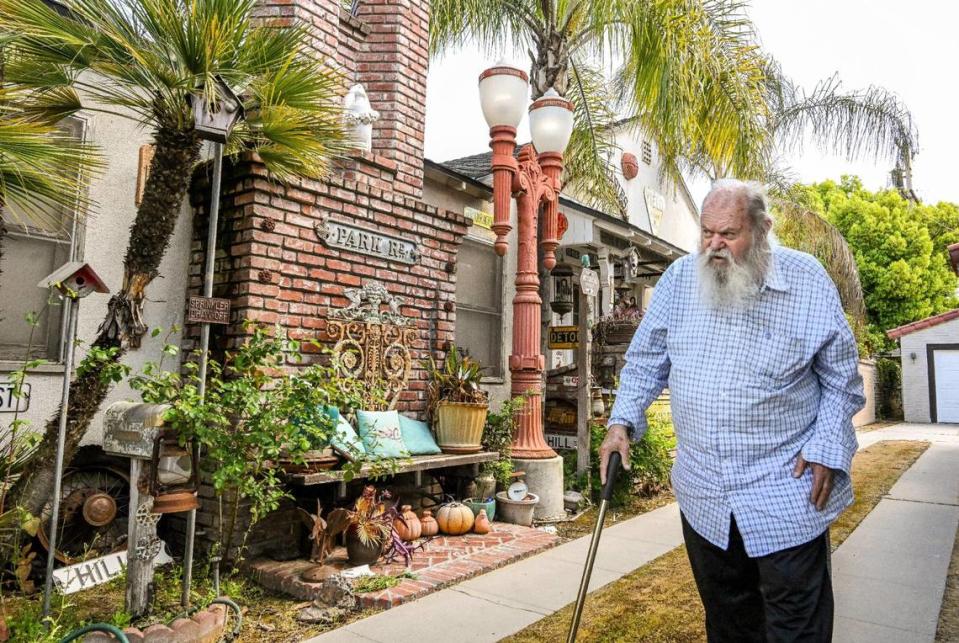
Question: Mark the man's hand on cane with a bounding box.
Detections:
[600,425,632,484]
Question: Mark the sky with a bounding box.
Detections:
[423,0,959,207]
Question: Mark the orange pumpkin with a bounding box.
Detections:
[420,510,439,537]
[394,505,422,541]
[473,509,491,535]
[436,501,474,535]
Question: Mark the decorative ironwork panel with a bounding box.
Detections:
[328,282,418,408]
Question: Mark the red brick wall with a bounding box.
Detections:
[253,0,429,199]
[188,153,468,417]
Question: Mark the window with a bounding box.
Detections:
[454,239,504,377]
[0,118,85,362]
[642,140,653,165]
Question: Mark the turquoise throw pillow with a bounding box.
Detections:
[331,415,366,461]
[398,415,441,455]
[356,410,407,459]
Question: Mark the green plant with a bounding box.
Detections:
[130,322,372,558]
[876,358,903,421]
[424,345,489,419]
[571,408,675,507]
[481,396,525,486]
[353,571,417,593]
[4,0,349,520]
[341,486,396,548]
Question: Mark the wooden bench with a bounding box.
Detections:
[286,451,499,496]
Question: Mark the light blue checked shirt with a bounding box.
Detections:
[609,246,865,557]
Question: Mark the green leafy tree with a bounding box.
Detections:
[1,0,347,516]
[790,177,958,351]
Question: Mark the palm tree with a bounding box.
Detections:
[431,0,916,336]
[1,0,348,516]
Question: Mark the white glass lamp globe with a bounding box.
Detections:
[529,88,575,154]
[478,61,530,129]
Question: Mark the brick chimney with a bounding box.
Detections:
[254,0,429,200]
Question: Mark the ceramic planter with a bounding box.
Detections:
[495,491,539,527]
[464,497,496,522]
[345,529,384,566]
[434,401,488,453]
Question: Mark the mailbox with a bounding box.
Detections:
[103,401,168,459]
[38,261,109,300]
[103,401,199,514]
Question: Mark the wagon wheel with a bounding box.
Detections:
[37,465,130,564]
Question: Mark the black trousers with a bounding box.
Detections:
[681,513,833,643]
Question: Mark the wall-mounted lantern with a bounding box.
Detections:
[550,264,574,317]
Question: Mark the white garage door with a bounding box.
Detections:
[933,349,959,423]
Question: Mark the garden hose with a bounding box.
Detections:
[59,623,129,643]
[210,596,243,641]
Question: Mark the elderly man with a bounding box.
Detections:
[600,179,864,642]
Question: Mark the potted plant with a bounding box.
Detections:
[341,486,396,565]
[425,346,490,454]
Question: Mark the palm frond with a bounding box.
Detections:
[767,65,917,166]
[0,112,100,229]
[0,0,347,181]
[560,57,627,216]
[772,197,867,324]
[429,0,540,58]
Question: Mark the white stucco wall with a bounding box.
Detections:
[0,109,193,446]
[611,131,701,253]
[899,316,959,423]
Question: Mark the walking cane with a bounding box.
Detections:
[567,451,623,643]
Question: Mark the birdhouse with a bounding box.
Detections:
[38,261,109,300]
[189,76,245,143]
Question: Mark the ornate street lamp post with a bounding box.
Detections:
[479,62,574,518]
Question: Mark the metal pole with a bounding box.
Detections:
[181,140,224,608]
[42,296,79,617]
[567,452,622,643]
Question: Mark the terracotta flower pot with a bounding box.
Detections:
[434,402,488,454]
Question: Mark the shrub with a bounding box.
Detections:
[480,395,525,487]
[564,407,675,507]
[876,357,903,420]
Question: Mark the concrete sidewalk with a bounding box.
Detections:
[832,424,959,642]
[307,423,959,642]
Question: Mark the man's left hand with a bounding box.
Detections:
[793,454,835,511]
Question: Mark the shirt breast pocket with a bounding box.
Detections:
[745,323,807,388]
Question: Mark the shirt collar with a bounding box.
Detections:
[762,250,790,293]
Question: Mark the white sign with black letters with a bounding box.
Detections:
[52,545,173,595]
[0,382,30,413]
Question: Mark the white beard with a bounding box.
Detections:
[697,239,771,311]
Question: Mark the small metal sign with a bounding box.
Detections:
[187,296,231,325]
[0,382,30,413]
[53,544,173,595]
[315,219,419,264]
[548,326,580,350]
[580,270,599,297]
[546,433,578,450]
[465,206,494,230]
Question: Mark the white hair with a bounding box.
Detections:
[704,179,772,233]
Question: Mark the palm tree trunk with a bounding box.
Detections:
[530,30,570,99]
[11,126,201,517]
